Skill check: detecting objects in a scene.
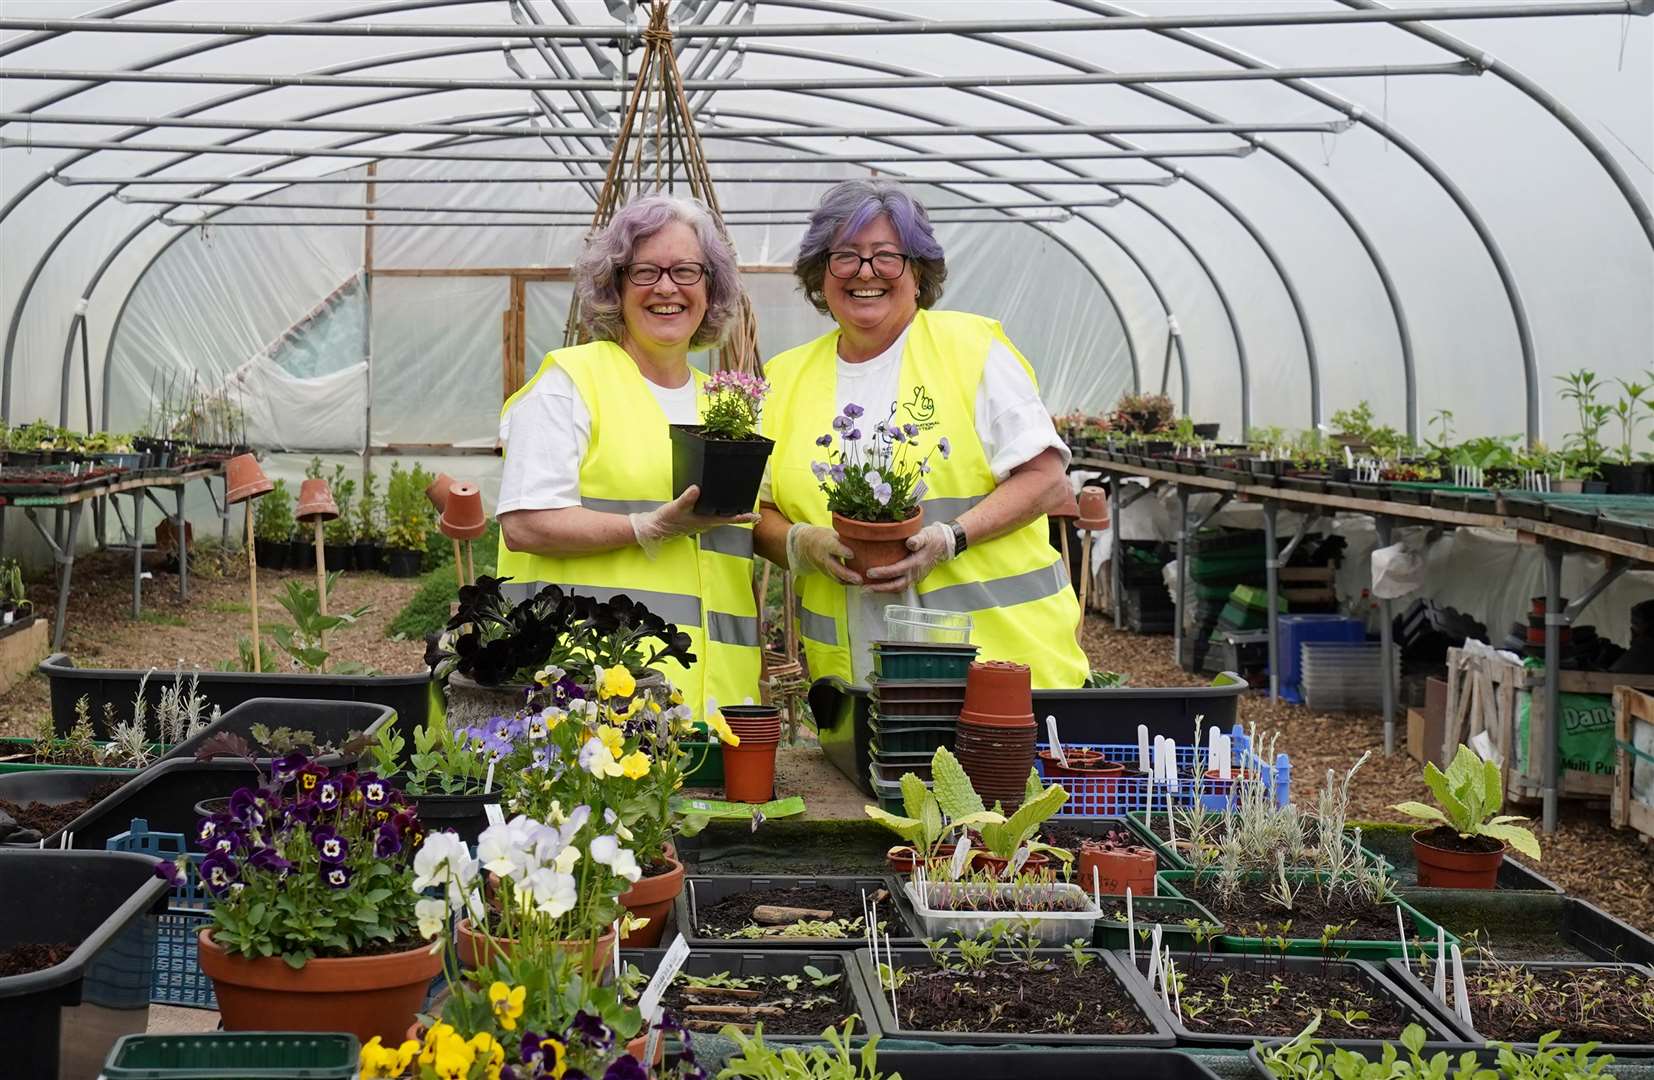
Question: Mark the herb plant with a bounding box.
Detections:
[1392,744,1542,861]
[811,400,948,523]
[268,573,372,674]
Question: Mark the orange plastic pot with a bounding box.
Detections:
[1077,840,1157,896]
[455,919,618,982]
[962,660,1033,718]
[197,928,442,1045]
[618,854,685,948]
[1412,828,1506,889]
[832,509,923,577]
[722,738,779,803]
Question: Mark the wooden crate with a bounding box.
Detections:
[1612,686,1654,841]
[0,615,49,696]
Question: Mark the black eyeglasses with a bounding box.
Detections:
[620,262,709,287]
[826,251,910,280]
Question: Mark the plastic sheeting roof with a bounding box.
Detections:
[2,0,1651,450]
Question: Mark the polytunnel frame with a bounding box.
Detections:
[0,1,1648,445]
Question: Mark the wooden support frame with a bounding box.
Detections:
[1612,686,1654,840]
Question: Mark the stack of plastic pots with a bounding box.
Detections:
[954,660,1037,811]
[718,704,782,803]
[867,652,971,807]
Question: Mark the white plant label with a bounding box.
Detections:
[1219,734,1232,779]
[1450,944,1472,1026]
[1045,716,1066,767]
[483,802,506,828]
[1207,725,1220,765]
[1126,886,1136,966]
[484,759,496,794]
[1137,725,1151,772]
[949,836,972,880]
[1010,845,1031,877]
[1396,906,1409,968]
[1166,742,1180,793]
[638,933,691,1025]
[1433,927,1447,1000]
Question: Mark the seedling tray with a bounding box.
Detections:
[1157,871,1456,961]
[1117,952,1462,1050]
[0,737,155,777]
[900,880,1101,943]
[1383,957,1654,1057]
[1126,812,1392,874]
[1394,891,1654,965]
[1091,894,1223,951]
[100,1032,360,1078]
[867,719,956,755]
[852,947,1174,1047]
[673,874,923,951]
[872,1048,1221,1079]
[871,644,979,682]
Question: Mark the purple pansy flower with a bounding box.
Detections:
[271,752,306,785]
[360,773,389,808]
[228,788,266,827]
[832,415,851,432]
[601,1056,648,1080]
[200,850,240,896]
[568,1010,614,1050]
[375,822,402,858]
[249,847,293,879]
[315,779,342,811]
[312,826,348,865]
[829,463,846,484]
[811,461,829,482]
[324,865,351,890]
[846,428,862,442]
[814,433,833,447]
[872,482,892,506]
[152,857,186,888]
[903,423,919,438]
[843,403,864,419]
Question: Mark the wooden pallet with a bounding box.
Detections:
[1612,686,1654,841]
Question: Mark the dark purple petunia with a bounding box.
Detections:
[312,826,348,865]
[323,865,351,889]
[567,1010,613,1051]
[200,850,240,896]
[152,857,186,888]
[374,822,402,858]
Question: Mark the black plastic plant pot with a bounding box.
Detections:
[669,425,775,517]
[1383,957,1654,1057]
[406,788,502,845]
[1599,461,1654,495]
[155,697,394,766]
[0,850,170,1080]
[383,547,423,578]
[354,540,379,572]
[40,653,431,743]
[619,947,882,1043]
[879,1048,1221,1079]
[1117,952,1463,1051]
[323,543,354,572]
[1394,890,1654,966]
[673,874,922,951]
[851,948,1175,1047]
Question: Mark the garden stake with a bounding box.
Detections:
[466,539,476,585]
[1137,724,1150,773]
[245,501,261,671]
[1397,905,1409,968]
[1450,943,1472,1026]
[1092,865,1101,912]
[313,517,328,650]
[1169,953,1182,1022]
[452,537,465,589]
[1078,528,1092,612]
[1126,886,1136,966]
[1433,926,1447,1000]
[688,879,698,931]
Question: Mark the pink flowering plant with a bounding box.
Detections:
[698,370,769,441]
[813,400,950,523]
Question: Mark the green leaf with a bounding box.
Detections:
[1480,758,1504,817]
[864,805,923,846]
[980,781,1067,859]
[1390,801,1449,826]
[1478,821,1542,861]
[931,746,985,821]
[1423,762,1471,832]
[900,772,930,822]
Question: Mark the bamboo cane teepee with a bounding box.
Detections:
[562,0,761,377]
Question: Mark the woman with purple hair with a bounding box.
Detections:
[755,179,1088,687]
[495,194,761,720]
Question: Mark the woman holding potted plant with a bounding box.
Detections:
[496,194,762,722]
[755,179,1088,687]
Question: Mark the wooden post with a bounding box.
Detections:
[314,518,328,650]
[465,540,476,586]
[1078,530,1094,613]
[452,538,465,589]
[245,501,261,671]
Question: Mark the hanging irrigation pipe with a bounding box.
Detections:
[155,210,1084,226]
[0,4,1638,38]
[128,193,1127,213]
[58,170,1198,186]
[0,59,1481,92]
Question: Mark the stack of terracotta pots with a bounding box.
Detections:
[954,660,1037,811]
[719,704,783,804]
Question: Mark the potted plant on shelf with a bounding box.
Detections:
[813,401,949,575]
[383,463,429,578]
[1391,743,1541,889]
[159,738,441,1044]
[1112,391,1174,441]
[670,369,774,516]
[1600,375,1652,494]
[253,479,295,569]
[1556,368,1611,488]
[321,464,358,571]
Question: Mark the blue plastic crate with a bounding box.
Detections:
[106,818,217,1009]
[1036,724,1290,817]
[1277,614,1365,703]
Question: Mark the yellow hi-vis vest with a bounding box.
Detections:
[497,341,761,722]
[763,309,1088,689]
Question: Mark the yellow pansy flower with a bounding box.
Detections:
[596,724,626,756]
[469,1032,504,1078]
[669,687,684,705]
[619,750,652,780]
[538,1037,568,1080]
[599,666,637,700]
[488,980,526,1030]
[358,1035,415,1078]
[707,713,741,747]
[429,1032,474,1080]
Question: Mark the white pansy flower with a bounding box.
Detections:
[415,898,447,940]
[412,831,473,893]
[590,833,642,883]
[524,867,578,917]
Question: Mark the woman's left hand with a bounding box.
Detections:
[864,522,955,593]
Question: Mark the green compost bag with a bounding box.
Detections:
[1515,673,1616,779]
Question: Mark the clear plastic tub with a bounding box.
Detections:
[884,605,973,644]
[901,880,1102,942]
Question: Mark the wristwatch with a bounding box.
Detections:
[946,519,969,557]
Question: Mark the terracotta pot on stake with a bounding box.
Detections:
[296,478,340,648]
[832,509,923,577]
[1075,486,1110,613]
[225,454,274,671]
[439,482,488,588]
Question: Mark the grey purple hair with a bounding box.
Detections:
[794,179,948,315]
[574,194,741,349]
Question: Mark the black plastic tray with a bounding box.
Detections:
[876,1048,1221,1079]
[674,875,921,950]
[0,850,170,1079]
[1395,891,1654,965]
[6,758,262,850]
[157,697,394,764]
[620,947,881,1042]
[851,948,1174,1047]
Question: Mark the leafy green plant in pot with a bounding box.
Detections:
[383,462,429,577]
[353,468,384,571]
[670,369,775,516]
[321,464,358,569]
[1599,376,1652,494]
[814,400,949,576]
[1392,744,1541,889]
[863,749,1004,874]
[253,478,295,568]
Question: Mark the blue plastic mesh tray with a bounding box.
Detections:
[106,818,217,1008]
[1036,727,1290,818]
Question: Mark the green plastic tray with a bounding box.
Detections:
[101,1033,360,1079]
[871,647,978,681]
[1157,870,1456,961]
[1092,893,1225,950]
[1125,812,1395,874]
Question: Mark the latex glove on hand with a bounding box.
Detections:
[863,521,955,594]
[629,485,759,559]
[786,523,862,586]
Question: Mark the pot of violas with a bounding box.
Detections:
[156,740,439,1045]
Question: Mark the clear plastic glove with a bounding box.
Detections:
[786,523,862,585]
[864,522,955,594]
[629,485,759,559]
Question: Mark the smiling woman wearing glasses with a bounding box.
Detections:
[496,194,761,720]
[753,179,1087,688]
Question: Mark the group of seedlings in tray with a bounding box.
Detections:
[17,671,217,769]
[691,883,901,942]
[1409,952,1654,1046]
[1257,1017,1619,1080]
[663,966,858,1036]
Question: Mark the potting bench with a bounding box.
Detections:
[1071,454,1654,833]
[0,464,226,650]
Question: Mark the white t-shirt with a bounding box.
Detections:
[497,363,700,514]
[758,323,1070,682]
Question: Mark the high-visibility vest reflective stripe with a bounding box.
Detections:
[497,341,760,719]
[765,310,1088,688]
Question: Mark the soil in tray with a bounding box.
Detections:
[1168,960,1417,1041]
[1454,964,1654,1044]
[895,959,1155,1037]
[693,884,908,941]
[0,778,126,834]
[0,942,75,976]
[1174,876,1403,941]
[663,971,864,1036]
[1040,823,1148,854]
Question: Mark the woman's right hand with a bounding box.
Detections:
[629,485,760,557]
[786,523,863,585]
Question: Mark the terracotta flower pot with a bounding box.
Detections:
[455,918,618,982]
[886,845,919,874]
[197,929,442,1045]
[722,738,778,803]
[1077,840,1156,896]
[962,660,1033,718]
[832,509,923,577]
[1037,749,1123,778]
[425,472,457,513]
[1050,487,1080,522]
[971,849,1051,880]
[295,478,339,522]
[618,854,684,948]
[1412,828,1506,889]
[438,482,488,540]
[1076,486,1110,531]
[224,453,273,504]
